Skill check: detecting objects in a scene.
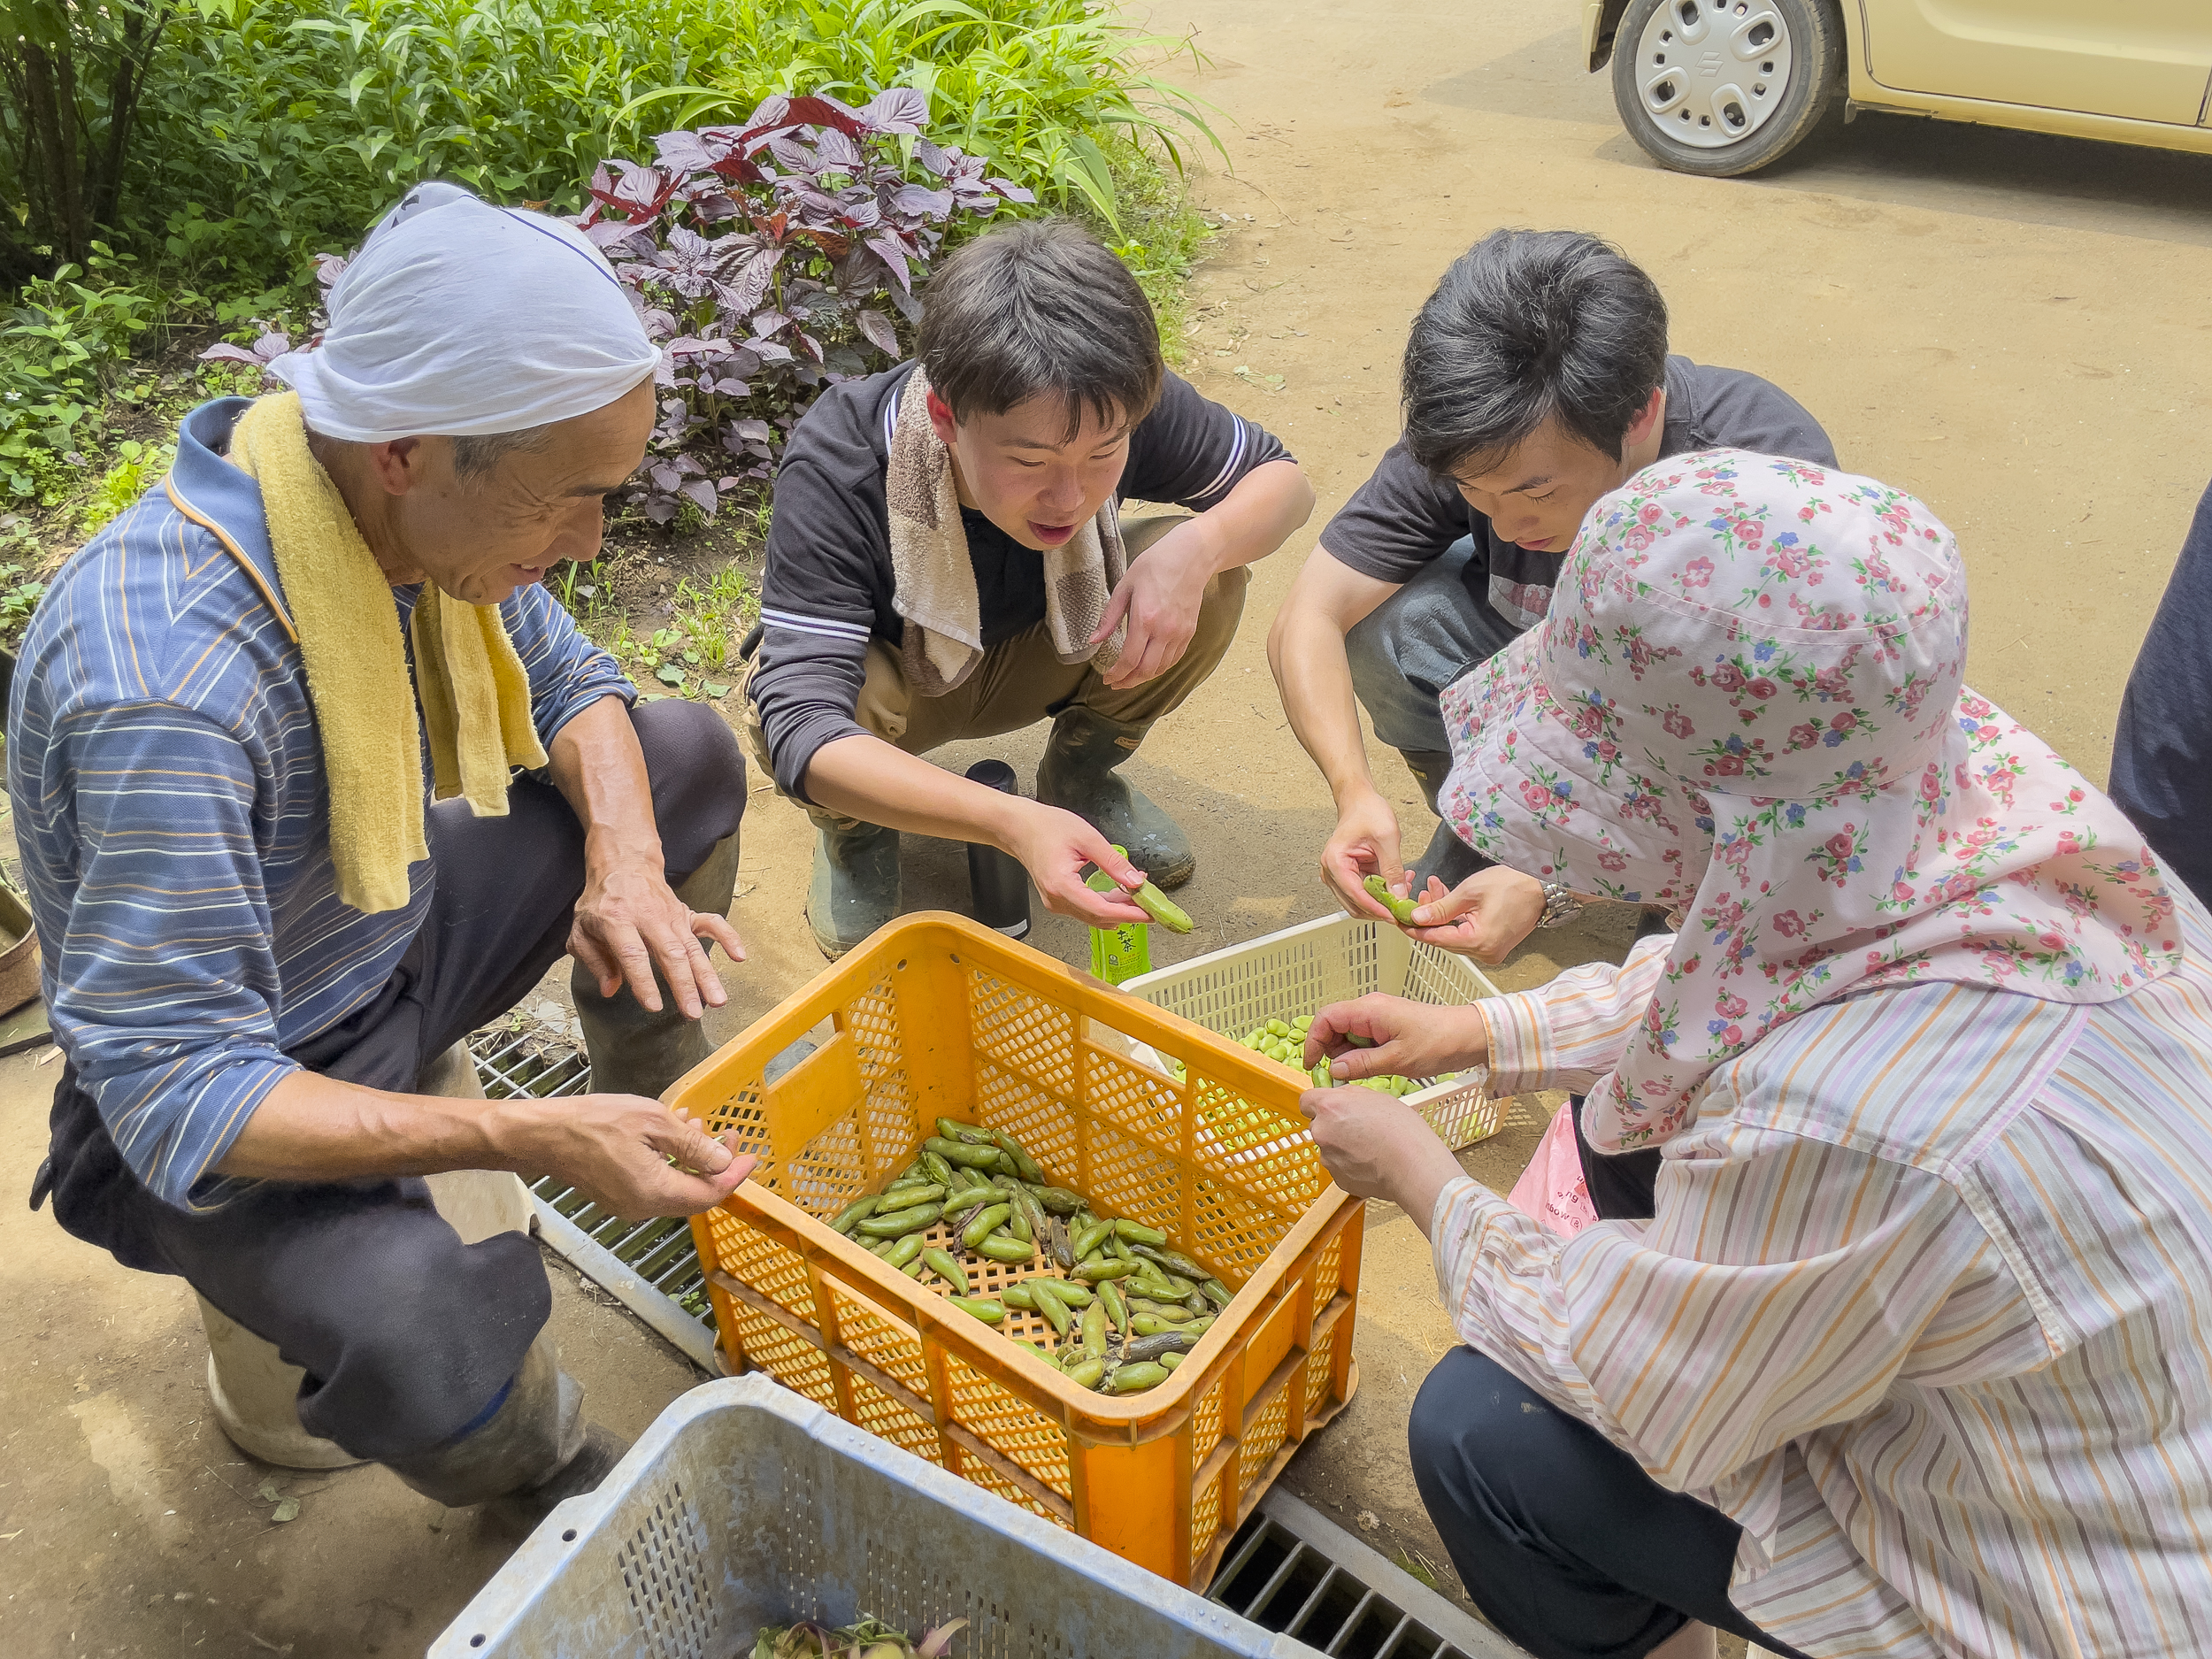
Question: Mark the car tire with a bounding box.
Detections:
[1610,0,1845,178]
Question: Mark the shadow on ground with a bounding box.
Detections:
[1428,27,2212,249]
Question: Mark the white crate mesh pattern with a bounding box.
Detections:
[1123,915,1504,1150]
[431,1377,1316,1659]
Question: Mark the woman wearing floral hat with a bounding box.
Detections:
[1300,451,2212,1659]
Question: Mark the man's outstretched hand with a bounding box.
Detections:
[571,849,747,1018]
[1002,801,1151,927]
[512,1093,757,1222]
[1322,785,1409,923]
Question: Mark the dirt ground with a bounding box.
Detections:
[5,3,2211,1653]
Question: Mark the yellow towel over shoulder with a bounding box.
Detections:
[228,392,547,914]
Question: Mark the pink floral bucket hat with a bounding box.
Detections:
[1440,449,2181,1152]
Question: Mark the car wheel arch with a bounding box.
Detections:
[1590,0,1861,77]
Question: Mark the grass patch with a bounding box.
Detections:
[554,525,767,709]
[1394,1547,1441,1590]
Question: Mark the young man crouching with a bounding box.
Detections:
[1268,228,1836,956]
[744,218,1314,956]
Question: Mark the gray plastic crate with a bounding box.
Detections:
[433,1375,1323,1659]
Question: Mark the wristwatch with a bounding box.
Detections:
[1537,881,1584,929]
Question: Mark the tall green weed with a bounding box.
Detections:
[111,0,1215,288]
[1,0,1223,504]
[634,0,1221,228]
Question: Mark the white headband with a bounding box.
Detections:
[271,181,659,442]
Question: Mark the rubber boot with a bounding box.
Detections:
[806,819,900,960]
[1400,748,1492,895]
[572,832,740,1101]
[1034,708,1194,889]
[382,1330,626,1521]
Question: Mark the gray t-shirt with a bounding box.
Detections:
[1321,354,1837,630]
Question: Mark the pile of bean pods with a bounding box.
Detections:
[1165,1011,1456,1098]
[828,1117,1233,1396]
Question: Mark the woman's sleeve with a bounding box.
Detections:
[1476,932,1675,1094]
[1427,1124,2042,1504]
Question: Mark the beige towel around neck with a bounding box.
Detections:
[228,392,548,915]
[885,367,1127,696]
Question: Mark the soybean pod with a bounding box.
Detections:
[1063,1356,1106,1389]
[920,1248,969,1294]
[988,1130,1043,1183]
[1029,1278,1072,1337]
[1130,881,1193,934]
[1099,1279,1129,1338]
[959,1203,1011,1250]
[926,1135,1002,1169]
[1125,1330,1196,1363]
[1363,873,1419,926]
[856,1202,941,1239]
[1110,1361,1171,1394]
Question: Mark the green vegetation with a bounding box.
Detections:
[556,554,763,706]
[3,0,1220,536]
[630,0,1218,231]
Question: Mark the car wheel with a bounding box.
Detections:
[1610,0,1845,178]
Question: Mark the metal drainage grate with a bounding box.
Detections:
[469,1026,720,1371]
[1208,1488,1525,1659]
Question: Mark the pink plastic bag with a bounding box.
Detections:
[1508,1102,1601,1238]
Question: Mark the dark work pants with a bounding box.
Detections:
[37,700,745,1462]
[1571,1095,1663,1222]
[1409,1348,1810,1659]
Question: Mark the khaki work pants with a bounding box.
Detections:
[743,518,1248,831]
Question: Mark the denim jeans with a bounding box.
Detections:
[1343,537,1524,756]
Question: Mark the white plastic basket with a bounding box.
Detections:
[431,1374,1318,1659]
[1121,912,1504,1150]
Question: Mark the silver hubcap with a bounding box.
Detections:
[1634,0,1793,150]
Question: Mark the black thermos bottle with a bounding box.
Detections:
[964,759,1032,939]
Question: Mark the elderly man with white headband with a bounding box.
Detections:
[12,183,754,1517]
[1298,452,2212,1659]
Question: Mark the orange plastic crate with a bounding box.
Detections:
[670,912,1362,1589]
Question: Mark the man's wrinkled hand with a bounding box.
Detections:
[1403,867,1547,964]
[520,1094,757,1222]
[1322,787,1406,921]
[570,851,746,1018]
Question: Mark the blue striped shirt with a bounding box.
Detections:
[7,397,633,1210]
